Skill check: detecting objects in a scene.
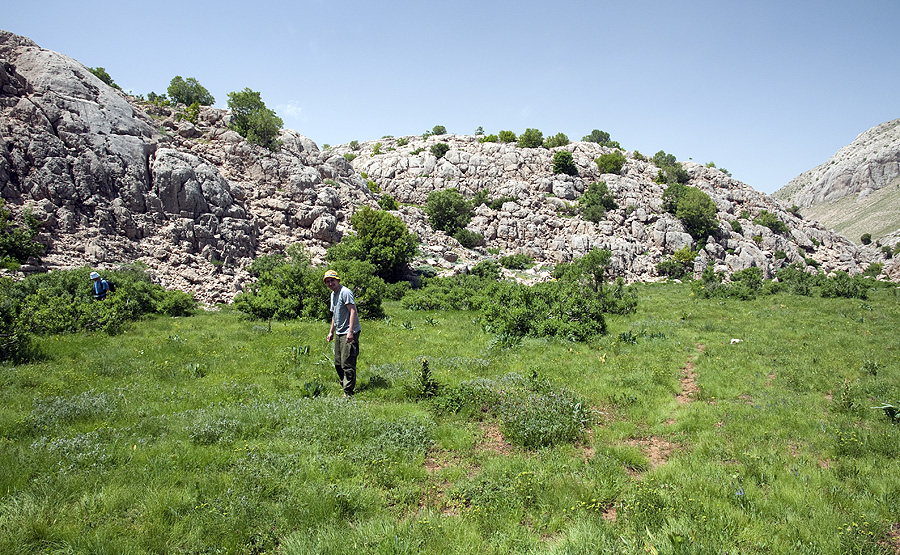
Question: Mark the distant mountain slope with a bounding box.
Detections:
[774,118,900,243]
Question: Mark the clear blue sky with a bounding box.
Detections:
[4,0,898,193]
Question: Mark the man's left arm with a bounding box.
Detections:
[346,302,358,342]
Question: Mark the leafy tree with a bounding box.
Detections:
[583,129,610,144]
[579,181,618,223]
[753,210,789,234]
[0,200,44,269]
[517,128,544,148]
[652,150,689,183]
[595,151,626,174]
[87,67,121,90]
[860,233,873,245]
[453,228,483,249]
[327,206,417,281]
[475,126,485,135]
[378,194,399,211]
[430,143,450,159]
[674,187,719,241]
[552,151,577,176]
[167,76,215,106]
[432,125,447,135]
[544,133,570,148]
[227,88,284,151]
[498,130,517,143]
[426,189,472,235]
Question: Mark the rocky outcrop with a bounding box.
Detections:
[0,30,886,304]
[774,118,900,244]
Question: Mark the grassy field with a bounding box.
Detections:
[1,282,899,554]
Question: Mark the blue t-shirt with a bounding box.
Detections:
[330,286,361,335]
[93,279,109,299]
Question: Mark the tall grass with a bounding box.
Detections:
[1,285,899,553]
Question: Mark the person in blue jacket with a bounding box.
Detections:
[90,271,110,300]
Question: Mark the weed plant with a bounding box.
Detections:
[1,284,899,553]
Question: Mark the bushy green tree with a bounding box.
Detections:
[552,151,577,176]
[430,143,450,159]
[663,184,718,241]
[582,129,620,148]
[579,181,618,223]
[432,125,447,135]
[227,88,284,151]
[327,206,417,281]
[378,194,399,211]
[860,233,872,245]
[595,151,626,174]
[0,200,44,269]
[543,133,569,148]
[167,76,215,106]
[753,210,789,234]
[652,150,689,183]
[425,188,473,236]
[517,128,544,148]
[498,130,517,143]
[87,67,121,90]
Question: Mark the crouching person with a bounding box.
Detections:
[324,269,361,396]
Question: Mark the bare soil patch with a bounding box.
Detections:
[475,422,513,455]
[625,436,677,469]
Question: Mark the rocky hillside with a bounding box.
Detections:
[774,118,900,244]
[0,30,892,304]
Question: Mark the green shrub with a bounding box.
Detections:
[517,128,543,148]
[425,188,472,235]
[579,181,618,223]
[788,204,802,217]
[87,67,121,90]
[595,151,626,174]
[430,143,450,159]
[881,245,893,259]
[862,263,883,278]
[327,206,417,282]
[396,137,409,146]
[372,142,382,155]
[651,150,689,183]
[774,250,787,260]
[156,289,198,317]
[167,76,214,106]
[343,153,357,162]
[860,233,872,245]
[582,129,611,144]
[453,228,483,249]
[366,179,380,194]
[432,125,447,135]
[227,88,283,151]
[656,245,696,278]
[470,259,501,280]
[730,220,743,233]
[821,271,869,300]
[0,200,44,269]
[499,253,533,270]
[497,130,517,143]
[662,184,718,242]
[479,134,499,143]
[470,189,490,208]
[378,194,399,211]
[753,210,789,234]
[552,150,577,175]
[543,132,569,148]
[349,140,360,150]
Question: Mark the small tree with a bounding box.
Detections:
[517,128,544,148]
[327,206,417,281]
[227,88,283,151]
[426,189,473,235]
[430,143,450,159]
[432,125,447,135]
[675,187,718,241]
[0,200,44,269]
[498,130,517,143]
[595,151,626,174]
[860,233,873,245]
[753,210,789,234]
[87,67,121,90]
[544,133,570,148]
[167,76,215,106]
[552,151,577,176]
[579,181,618,223]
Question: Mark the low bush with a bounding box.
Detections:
[499,253,533,270]
[498,130,517,143]
[326,206,417,282]
[860,233,872,245]
[552,150,577,176]
[378,194,399,211]
[754,210,789,234]
[425,188,472,235]
[580,181,618,223]
[543,132,569,148]
[0,200,44,269]
[430,143,450,159]
[432,125,447,135]
[453,228,483,249]
[595,151,626,174]
[517,128,543,148]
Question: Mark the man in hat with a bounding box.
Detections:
[324,269,361,396]
[90,271,110,301]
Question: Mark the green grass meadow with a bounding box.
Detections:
[1,282,899,554]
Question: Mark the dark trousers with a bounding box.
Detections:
[333,332,359,395]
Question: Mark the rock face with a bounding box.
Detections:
[774,119,900,244]
[0,30,887,303]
